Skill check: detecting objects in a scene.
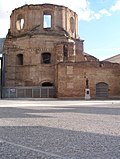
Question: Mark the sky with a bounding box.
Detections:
[0,0,120,60]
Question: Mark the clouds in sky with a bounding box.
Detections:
[0,0,120,37]
[110,0,120,11]
[0,0,119,20]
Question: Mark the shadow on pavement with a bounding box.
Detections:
[0,106,120,118]
[0,125,119,159]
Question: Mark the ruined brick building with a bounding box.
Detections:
[3,4,120,99]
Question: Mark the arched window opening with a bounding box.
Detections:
[41,52,51,64]
[70,17,75,33]
[63,44,68,60]
[16,14,24,31]
[43,11,52,28]
[42,82,53,87]
[16,54,23,65]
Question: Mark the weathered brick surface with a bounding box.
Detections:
[4,4,120,98]
[57,62,120,98]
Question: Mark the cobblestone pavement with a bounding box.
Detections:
[0,100,120,159]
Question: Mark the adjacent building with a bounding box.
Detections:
[105,54,120,64]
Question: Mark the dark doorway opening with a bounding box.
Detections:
[42,82,53,87]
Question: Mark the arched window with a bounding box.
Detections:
[16,14,24,31]
[41,52,51,64]
[70,17,75,33]
[63,44,68,57]
[42,82,53,87]
[16,54,23,65]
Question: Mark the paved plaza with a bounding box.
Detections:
[0,99,120,159]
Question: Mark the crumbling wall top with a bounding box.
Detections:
[9,3,78,39]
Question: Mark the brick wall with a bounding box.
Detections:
[57,62,120,98]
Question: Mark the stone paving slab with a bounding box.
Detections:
[0,100,120,159]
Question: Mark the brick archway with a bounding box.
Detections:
[96,82,108,98]
[41,82,55,98]
[41,82,53,87]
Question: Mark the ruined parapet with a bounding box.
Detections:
[8,4,79,39]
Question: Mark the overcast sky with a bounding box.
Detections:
[0,0,120,60]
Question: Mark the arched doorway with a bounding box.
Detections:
[96,82,108,98]
[42,82,53,87]
[41,82,55,98]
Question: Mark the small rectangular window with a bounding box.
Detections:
[44,14,51,28]
[16,54,23,65]
[42,53,51,64]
